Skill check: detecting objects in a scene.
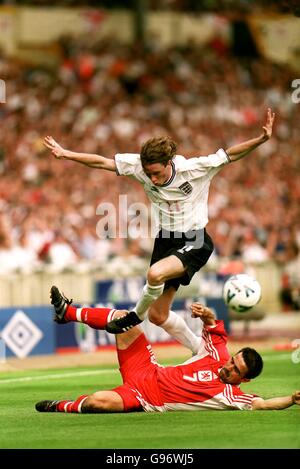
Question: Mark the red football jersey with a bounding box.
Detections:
[131,321,258,412]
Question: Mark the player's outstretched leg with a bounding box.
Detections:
[50,286,73,323]
[105,282,164,334]
[50,286,130,330]
[105,311,142,334]
[35,400,61,412]
[36,395,88,413]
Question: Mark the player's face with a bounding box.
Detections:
[143,162,172,186]
[219,352,249,385]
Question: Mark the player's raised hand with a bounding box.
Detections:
[44,136,66,159]
[190,303,216,325]
[262,108,275,141]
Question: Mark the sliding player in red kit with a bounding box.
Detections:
[35,286,300,413]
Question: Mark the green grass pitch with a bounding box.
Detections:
[0,351,299,449]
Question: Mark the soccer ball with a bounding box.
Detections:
[223,274,262,313]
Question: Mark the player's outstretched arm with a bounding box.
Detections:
[191,303,229,359]
[43,136,116,171]
[252,390,300,410]
[226,108,275,162]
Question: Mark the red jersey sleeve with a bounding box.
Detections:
[201,320,230,362]
[221,384,259,410]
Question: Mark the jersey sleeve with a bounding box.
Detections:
[220,384,259,410]
[114,153,141,177]
[200,320,230,362]
[185,148,230,179]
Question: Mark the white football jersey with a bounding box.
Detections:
[115,149,230,232]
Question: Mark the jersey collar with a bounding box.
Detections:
[160,160,176,187]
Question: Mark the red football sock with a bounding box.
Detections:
[65,305,116,329]
[56,395,88,413]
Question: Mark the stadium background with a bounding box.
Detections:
[0,0,299,451]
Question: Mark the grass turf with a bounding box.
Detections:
[0,351,299,449]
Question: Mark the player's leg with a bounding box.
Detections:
[105,232,179,333]
[125,229,214,350]
[35,392,124,413]
[132,254,185,320]
[81,327,143,413]
[148,286,201,355]
[50,285,124,329]
[105,255,202,353]
[106,228,213,334]
[147,284,177,325]
[36,326,144,414]
[105,255,186,333]
[81,391,125,413]
[84,328,161,413]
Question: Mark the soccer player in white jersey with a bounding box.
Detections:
[44,108,275,352]
[36,295,300,413]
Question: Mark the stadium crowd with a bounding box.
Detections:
[0,34,300,309]
[0,1,297,15]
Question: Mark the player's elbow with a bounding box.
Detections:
[98,157,116,171]
[252,398,266,410]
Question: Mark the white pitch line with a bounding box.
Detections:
[0,369,117,384]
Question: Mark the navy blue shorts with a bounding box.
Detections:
[150,228,214,291]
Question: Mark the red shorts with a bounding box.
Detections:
[112,333,160,412]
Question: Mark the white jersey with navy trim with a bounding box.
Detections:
[114,149,230,232]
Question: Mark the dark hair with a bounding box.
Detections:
[140,136,177,167]
[238,347,263,379]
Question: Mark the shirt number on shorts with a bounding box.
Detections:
[177,245,194,254]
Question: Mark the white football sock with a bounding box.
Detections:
[134,282,164,321]
[160,310,200,355]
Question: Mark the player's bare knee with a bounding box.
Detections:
[147,266,165,285]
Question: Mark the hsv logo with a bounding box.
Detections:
[183,370,217,382]
[1,310,43,358]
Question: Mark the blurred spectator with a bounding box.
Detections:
[1,1,297,15]
[12,231,40,273]
[0,232,17,275]
[47,232,78,270]
[240,229,269,264]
